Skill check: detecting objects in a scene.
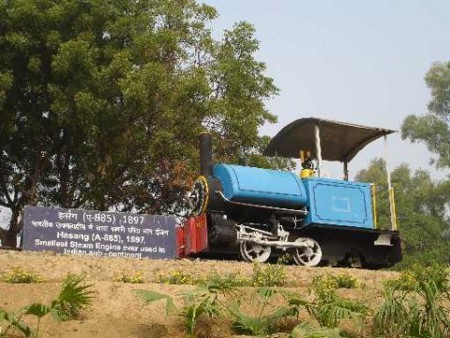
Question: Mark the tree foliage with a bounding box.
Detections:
[399,60,450,267]
[402,61,450,169]
[356,159,450,268]
[0,0,282,245]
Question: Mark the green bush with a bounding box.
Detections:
[1,267,43,284]
[385,263,449,292]
[331,273,359,289]
[374,264,450,338]
[113,270,145,284]
[289,322,344,338]
[291,278,368,329]
[136,281,232,338]
[229,287,296,336]
[200,270,252,288]
[155,269,199,285]
[52,273,95,321]
[0,273,96,337]
[251,262,287,287]
[155,263,288,287]
[312,273,359,291]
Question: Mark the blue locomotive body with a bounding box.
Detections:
[213,164,374,229]
[302,178,374,229]
[213,164,308,208]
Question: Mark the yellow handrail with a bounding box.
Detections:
[389,187,398,231]
[371,184,378,229]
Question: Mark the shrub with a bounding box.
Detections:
[0,303,54,338]
[312,273,359,291]
[180,284,226,337]
[156,269,255,287]
[289,322,344,338]
[52,273,95,321]
[156,269,198,285]
[229,287,297,336]
[251,263,287,287]
[385,264,449,292]
[200,270,252,288]
[374,264,450,338]
[113,271,144,284]
[136,281,232,338]
[331,273,359,289]
[0,307,32,337]
[0,274,95,336]
[297,279,369,329]
[372,285,409,338]
[1,267,43,284]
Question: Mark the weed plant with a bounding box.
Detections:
[155,264,288,287]
[137,277,369,337]
[0,306,32,337]
[180,282,231,337]
[306,284,367,328]
[289,322,344,338]
[136,281,233,338]
[251,262,287,287]
[156,269,199,285]
[52,273,95,321]
[198,270,252,288]
[145,263,450,338]
[1,267,43,284]
[374,263,450,338]
[228,287,297,336]
[312,273,359,290]
[113,270,144,284]
[385,263,449,291]
[0,303,53,337]
[0,273,95,337]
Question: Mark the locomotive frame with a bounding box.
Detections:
[184,118,402,269]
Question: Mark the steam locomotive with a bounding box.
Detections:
[184,118,402,269]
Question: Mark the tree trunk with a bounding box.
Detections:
[0,228,17,247]
[0,207,22,248]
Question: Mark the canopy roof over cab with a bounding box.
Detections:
[264,117,396,162]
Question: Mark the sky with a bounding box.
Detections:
[205,0,450,179]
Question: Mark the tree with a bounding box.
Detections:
[0,0,280,246]
[356,159,450,268]
[399,61,450,266]
[402,61,450,169]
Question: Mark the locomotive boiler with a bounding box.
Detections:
[186,118,402,269]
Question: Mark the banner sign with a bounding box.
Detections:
[22,206,178,259]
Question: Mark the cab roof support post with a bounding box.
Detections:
[343,160,349,180]
[314,124,322,178]
[384,135,397,231]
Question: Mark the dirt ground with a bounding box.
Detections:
[0,250,399,338]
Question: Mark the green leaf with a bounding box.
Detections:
[24,303,51,318]
[134,290,175,315]
[290,322,343,338]
[52,273,95,321]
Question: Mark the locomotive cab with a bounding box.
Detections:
[187,118,402,269]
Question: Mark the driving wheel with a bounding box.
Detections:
[293,237,322,266]
[240,241,272,263]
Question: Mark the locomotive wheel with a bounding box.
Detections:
[293,237,322,267]
[239,241,271,263]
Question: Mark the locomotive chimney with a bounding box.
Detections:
[199,132,213,177]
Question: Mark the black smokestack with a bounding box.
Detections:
[199,132,213,177]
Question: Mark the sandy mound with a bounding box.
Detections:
[0,250,398,337]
